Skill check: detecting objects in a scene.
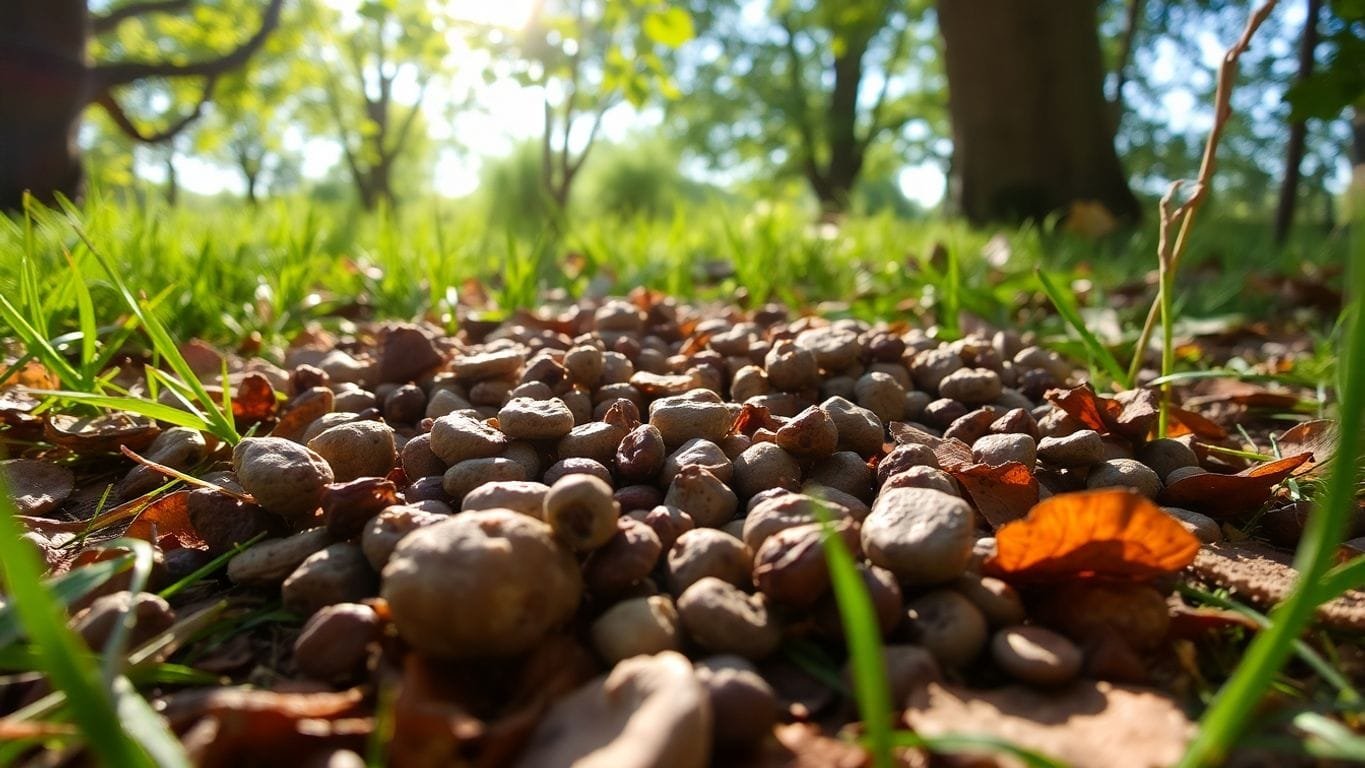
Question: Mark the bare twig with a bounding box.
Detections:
[94,75,218,143]
[1128,0,1280,391]
[119,445,255,503]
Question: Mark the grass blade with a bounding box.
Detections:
[1178,188,1365,767]
[0,476,154,767]
[817,510,893,768]
[31,390,215,433]
[0,553,133,648]
[1035,268,1131,388]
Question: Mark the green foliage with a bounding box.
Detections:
[1286,0,1365,121]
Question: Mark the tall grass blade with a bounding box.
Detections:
[0,476,155,767]
[1034,268,1131,388]
[817,512,893,768]
[1177,187,1365,767]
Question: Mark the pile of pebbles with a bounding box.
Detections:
[109,296,1227,764]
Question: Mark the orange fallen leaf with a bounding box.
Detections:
[1158,453,1311,517]
[1045,384,1159,442]
[984,489,1200,582]
[1275,420,1336,478]
[231,373,278,425]
[1165,406,1228,441]
[125,489,206,552]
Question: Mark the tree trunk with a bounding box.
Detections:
[243,170,259,206]
[0,0,92,210]
[1273,0,1323,246]
[816,40,869,215]
[936,0,1141,224]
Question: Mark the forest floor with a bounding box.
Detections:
[0,205,1361,766]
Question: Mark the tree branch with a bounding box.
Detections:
[1109,0,1145,126]
[91,0,193,35]
[95,75,218,143]
[90,0,284,92]
[566,98,614,181]
[387,78,429,159]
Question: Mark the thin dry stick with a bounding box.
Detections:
[1128,0,1280,386]
[119,445,255,503]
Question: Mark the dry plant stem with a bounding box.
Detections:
[1127,0,1280,386]
[118,445,255,503]
[1155,183,1185,437]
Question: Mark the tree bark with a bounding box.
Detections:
[0,0,282,210]
[0,0,91,210]
[936,0,1141,224]
[1273,0,1323,245]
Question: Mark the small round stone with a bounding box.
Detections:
[971,433,1037,467]
[990,625,1083,687]
[938,368,1003,405]
[1037,429,1105,467]
[497,397,576,440]
[1162,506,1222,543]
[307,420,396,483]
[1137,438,1200,482]
[1086,458,1162,498]
[905,589,988,669]
[861,488,974,585]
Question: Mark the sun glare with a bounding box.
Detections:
[451,0,537,30]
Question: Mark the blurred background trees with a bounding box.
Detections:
[2,0,1360,231]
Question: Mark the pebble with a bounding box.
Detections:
[1137,438,1201,482]
[498,397,576,440]
[281,543,378,616]
[232,437,335,526]
[1037,429,1105,466]
[590,595,682,664]
[821,396,885,457]
[971,433,1037,467]
[938,367,1003,405]
[990,625,1083,687]
[1086,458,1163,498]
[905,589,988,669]
[676,577,782,659]
[307,420,396,482]
[861,488,974,586]
[1162,506,1222,543]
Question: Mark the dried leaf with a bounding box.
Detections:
[1165,406,1228,441]
[162,687,367,768]
[732,402,779,437]
[390,654,487,768]
[1045,384,1158,441]
[231,373,277,425]
[1275,420,1337,478]
[984,489,1201,582]
[747,723,871,768]
[948,462,1039,529]
[1188,542,1365,632]
[903,681,1192,768]
[44,412,160,454]
[1158,453,1311,517]
[887,422,973,470]
[125,490,206,552]
[0,360,60,389]
[2,459,75,516]
[1184,380,1301,410]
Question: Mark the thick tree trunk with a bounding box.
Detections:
[1273,0,1323,246]
[937,0,1141,224]
[0,0,92,210]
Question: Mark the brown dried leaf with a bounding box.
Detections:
[732,402,780,437]
[125,489,206,552]
[1165,406,1228,441]
[1045,384,1158,441]
[1,459,75,516]
[1184,380,1302,410]
[949,462,1039,529]
[390,654,487,768]
[903,681,1192,768]
[745,723,872,768]
[44,411,160,454]
[1158,453,1311,517]
[984,490,1200,582]
[1275,419,1337,478]
[1189,541,1365,631]
[887,422,973,470]
[231,373,278,425]
[162,686,367,768]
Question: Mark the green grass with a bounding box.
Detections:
[0,475,189,767]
